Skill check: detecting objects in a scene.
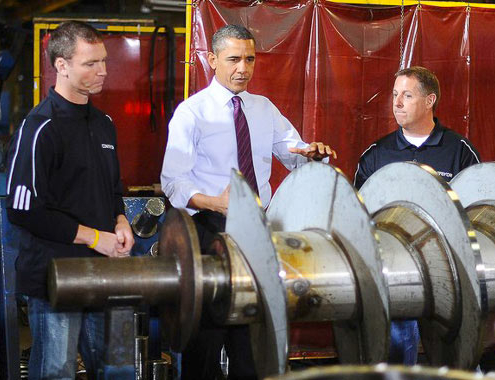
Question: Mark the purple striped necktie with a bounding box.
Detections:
[232,95,259,195]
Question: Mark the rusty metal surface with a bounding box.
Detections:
[274,231,358,323]
[268,162,390,364]
[158,207,202,352]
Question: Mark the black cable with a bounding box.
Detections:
[149,24,176,133]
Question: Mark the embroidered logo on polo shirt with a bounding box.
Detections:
[437,171,453,178]
[101,144,115,150]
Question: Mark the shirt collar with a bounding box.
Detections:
[209,76,251,108]
[396,117,444,150]
[49,87,90,119]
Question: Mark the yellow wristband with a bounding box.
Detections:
[88,229,99,249]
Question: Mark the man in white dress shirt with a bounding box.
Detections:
[161,24,335,380]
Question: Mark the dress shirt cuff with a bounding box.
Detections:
[184,189,201,209]
[169,187,201,210]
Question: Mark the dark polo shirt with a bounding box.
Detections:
[354,118,480,189]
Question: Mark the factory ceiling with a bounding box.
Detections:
[1,0,80,21]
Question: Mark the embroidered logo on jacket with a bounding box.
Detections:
[101,144,115,150]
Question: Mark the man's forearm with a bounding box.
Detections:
[116,214,130,226]
[188,193,228,215]
[74,224,97,245]
[7,207,79,244]
[73,223,126,257]
[74,216,129,246]
[188,193,220,211]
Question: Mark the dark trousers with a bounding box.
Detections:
[181,211,257,380]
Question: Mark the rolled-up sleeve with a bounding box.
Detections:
[271,106,309,170]
[160,104,202,209]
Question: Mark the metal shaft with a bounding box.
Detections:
[275,231,358,322]
[48,256,179,308]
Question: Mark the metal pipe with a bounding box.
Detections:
[377,229,426,319]
[275,231,358,322]
[48,256,179,309]
[373,203,460,334]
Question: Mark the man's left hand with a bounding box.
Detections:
[115,215,135,256]
[289,142,337,161]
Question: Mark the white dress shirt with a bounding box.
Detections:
[161,77,309,214]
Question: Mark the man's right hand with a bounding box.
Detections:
[94,230,126,257]
[215,185,230,215]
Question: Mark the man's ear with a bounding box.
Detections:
[426,93,436,109]
[54,57,69,77]
[207,52,217,70]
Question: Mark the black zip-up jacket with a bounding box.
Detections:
[354,118,481,189]
[6,87,125,298]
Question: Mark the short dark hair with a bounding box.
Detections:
[47,21,103,67]
[395,66,441,111]
[212,24,255,55]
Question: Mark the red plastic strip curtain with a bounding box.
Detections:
[189,0,495,187]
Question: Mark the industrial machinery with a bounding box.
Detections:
[49,162,495,379]
[265,364,495,380]
[0,196,167,380]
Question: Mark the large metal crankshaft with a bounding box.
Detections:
[48,162,495,378]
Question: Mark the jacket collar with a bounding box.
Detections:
[49,87,91,119]
[396,117,444,150]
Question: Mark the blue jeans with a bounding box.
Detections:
[26,296,105,380]
[389,320,420,365]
